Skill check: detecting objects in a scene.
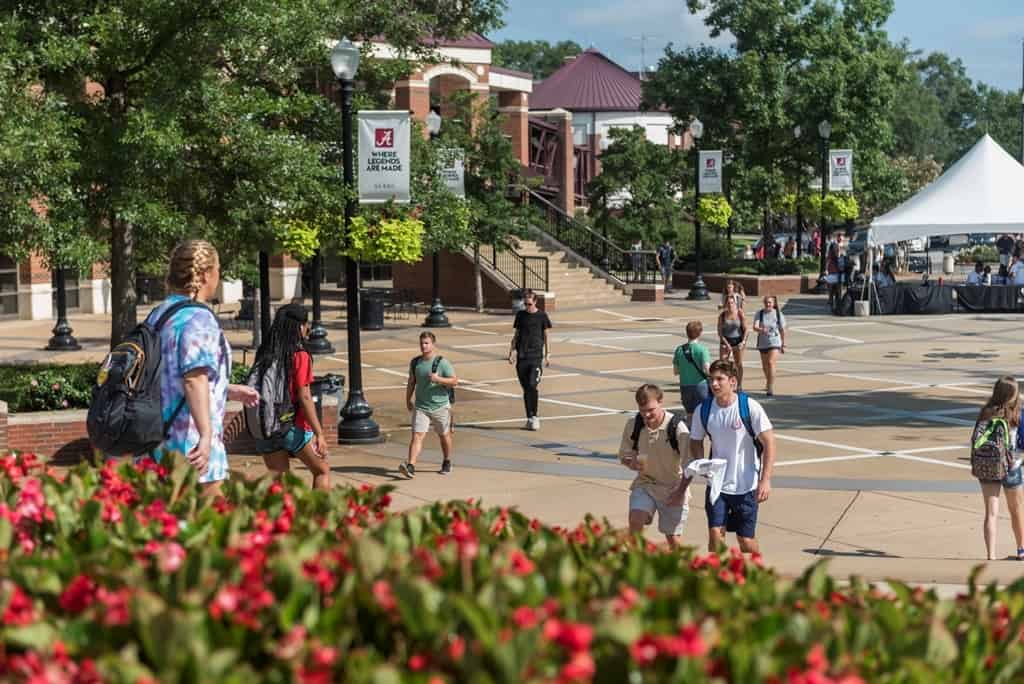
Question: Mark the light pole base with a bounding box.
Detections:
[811,274,829,294]
[687,277,710,301]
[338,392,384,444]
[423,299,451,328]
[306,322,335,355]
[46,323,81,351]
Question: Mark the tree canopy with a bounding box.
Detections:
[492,40,582,79]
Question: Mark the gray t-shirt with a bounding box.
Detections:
[755,309,785,350]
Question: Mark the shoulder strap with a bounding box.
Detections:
[409,356,419,376]
[631,413,643,451]
[667,413,682,454]
[154,300,208,331]
[699,395,714,441]
[738,392,762,456]
[432,356,443,373]
[680,343,708,380]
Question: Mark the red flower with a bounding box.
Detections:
[372,580,397,612]
[613,585,639,615]
[312,646,338,668]
[806,644,828,672]
[97,586,131,626]
[408,653,430,672]
[448,636,466,662]
[2,585,35,626]
[545,619,593,653]
[675,624,709,657]
[630,635,659,666]
[275,625,307,660]
[509,549,536,576]
[157,542,186,573]
[59,574,97,614]
[513,605,539,629]
[559,651,596,682]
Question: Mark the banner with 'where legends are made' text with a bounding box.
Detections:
[358,111,410,204]
[698,151,723,194]
[829,149,854,192]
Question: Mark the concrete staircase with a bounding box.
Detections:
[511,238,629,307]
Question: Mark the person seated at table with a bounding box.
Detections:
[966,261,984,286]
[983,265,993,286]
[874,259,896,288]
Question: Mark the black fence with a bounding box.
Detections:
[486,245,549,292]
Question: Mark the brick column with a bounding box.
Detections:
[499,92,529,167]
[395,80,431,137]
[17,252,52,321]
[552,110,576,217]
[588,133,603,177]
[269,253,302,302]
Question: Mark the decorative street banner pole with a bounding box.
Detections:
[358,111,411,204]
[829,149,854,191]
[437,147,466,198]
[698,150,724,194]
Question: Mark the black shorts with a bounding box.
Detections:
[706,489,758,538]
[723,335,743,348]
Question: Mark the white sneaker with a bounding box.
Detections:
[528,417,540,431]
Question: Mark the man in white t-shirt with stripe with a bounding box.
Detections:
[668,358,776,554]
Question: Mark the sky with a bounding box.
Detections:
[492,0,1024,91]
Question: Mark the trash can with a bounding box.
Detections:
[360,294,385,331]
[310,374,344,425]
[510,288,525,312]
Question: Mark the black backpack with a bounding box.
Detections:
[409,355,455,404]
[631,412,684,454]
[87,300,208,457]
[244,356,297,441]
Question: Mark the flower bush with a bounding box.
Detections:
[1,451,1023,683]
[342,215,424,264]
[0,365,99,413]
[697,197,733,229]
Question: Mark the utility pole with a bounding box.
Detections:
[627,33,662,80]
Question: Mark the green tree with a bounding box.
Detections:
[2,0,506,345]
[586,126,691,248]
[492,39,582,79]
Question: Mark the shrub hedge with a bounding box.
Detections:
[1,452,1023,683]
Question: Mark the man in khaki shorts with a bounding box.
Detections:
[400,331,458,478]
[618,383,691,548]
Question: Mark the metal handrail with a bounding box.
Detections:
[526,190,661,284]
[488,244,550,292]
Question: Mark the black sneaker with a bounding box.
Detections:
[439,460,453,475]
[398,461,416,479]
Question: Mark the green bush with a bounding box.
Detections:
[957,245,998,265]
[1,452,1023,683]
[0,364,99,413]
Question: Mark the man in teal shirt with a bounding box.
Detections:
[673,320,711,426]
[400,331,458,478]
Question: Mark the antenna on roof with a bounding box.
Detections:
[627,33,662,81]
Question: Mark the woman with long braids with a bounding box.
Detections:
[253,304,331,489]
[146,240,258,496]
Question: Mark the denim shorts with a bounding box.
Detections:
[705,488,759,538]
[680,383,708,414]
[255,426,314,456]
[1004,465,1023,489]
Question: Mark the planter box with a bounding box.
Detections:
[0,396,340,464]
[673,271,817,296]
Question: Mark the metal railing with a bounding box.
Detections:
[486,244,549,292]
[526,190,660,284]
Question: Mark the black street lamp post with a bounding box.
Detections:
[332,37,381,444]
[793,125,804,259]
[813,119,832,293]
[305,250,334,354]
[423,110,451,328]
[259,250,271,342]
[687,118,709,301]
[46,266,81,351]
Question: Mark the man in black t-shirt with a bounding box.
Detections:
[508,290,552,431]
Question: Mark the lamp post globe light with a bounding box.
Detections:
[332,37,381,444]
[423,110,451,328]
[813,119,831,294]
[46,266,81,351]
[793,124,804,259]
[687,118,709,300]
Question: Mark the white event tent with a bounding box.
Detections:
[869,134,1024,244]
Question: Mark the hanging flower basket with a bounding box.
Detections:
[697,196,733,229]
[342,215,424,264]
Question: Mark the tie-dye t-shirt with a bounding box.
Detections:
[142,295,231,483]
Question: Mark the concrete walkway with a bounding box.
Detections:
[3,292,1023,587]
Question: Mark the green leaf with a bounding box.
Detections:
[925,615,958,667]
[4,622,59,650]
[354,536,388,580]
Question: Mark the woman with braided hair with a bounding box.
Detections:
[145,240,258,496]
[253,303,331,489]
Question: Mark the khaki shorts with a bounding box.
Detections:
[412,407,452,435]
[629,487,689,536]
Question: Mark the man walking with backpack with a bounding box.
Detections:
[669,359,776,554]
[508,290,552,431]
[656,238,676,292]
[673,320,711,426]
[619,384,691,548]
[400,331,458,478]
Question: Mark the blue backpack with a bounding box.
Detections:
[699,392,763,460]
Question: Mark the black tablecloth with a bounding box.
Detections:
[954,285,1020,312]
[837,284,955,316]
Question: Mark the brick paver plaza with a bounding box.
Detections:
[3,292,1021,587]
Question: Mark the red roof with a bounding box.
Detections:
[530,49,644,112]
